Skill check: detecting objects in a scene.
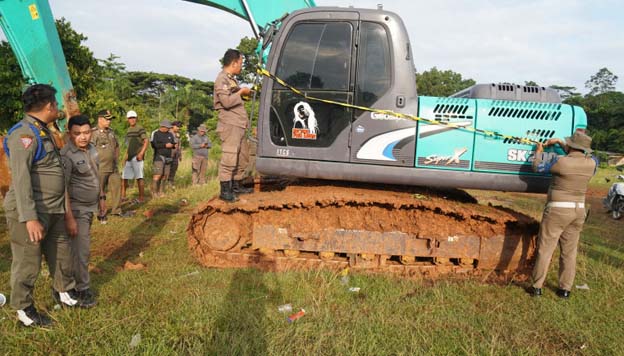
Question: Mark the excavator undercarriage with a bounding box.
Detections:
[187,181,538,278]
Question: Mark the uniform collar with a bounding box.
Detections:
[24,114,48,130]
[568,151,587,158]
[67,140,87,153]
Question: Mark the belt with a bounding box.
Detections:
[547,201,585,209]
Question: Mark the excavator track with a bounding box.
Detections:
[187,182,538,278]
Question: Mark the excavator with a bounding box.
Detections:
[1,0,588,277]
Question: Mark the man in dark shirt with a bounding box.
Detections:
[150,119,176,198]
[168,121,183,190]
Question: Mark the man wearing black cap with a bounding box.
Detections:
[528,131,598,299]
[168,121,183,189]
[150,119,176,197]
[91,109,122,223]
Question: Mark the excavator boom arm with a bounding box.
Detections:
[0,0,76,122]
[183,0,315,38]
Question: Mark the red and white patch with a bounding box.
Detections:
[20,136,33,149]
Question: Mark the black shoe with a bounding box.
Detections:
[73,288,97,308]
[97,215,108,225]
[556,289,571,299]
[232,180,253,195]
[219,181,238,203]
[527,287,543,297]
[52,289,94,308]
[17,305,53,327]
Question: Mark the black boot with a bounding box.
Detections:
[232,180,253,195]
[219,181,238,202]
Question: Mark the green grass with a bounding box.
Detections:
[1,163,623,355]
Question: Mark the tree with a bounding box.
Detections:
[524,81,539,86]
[52,17,101,121]
[0,18,101,131]
[549,85,581,101]
[236,37,260,84]
[568,91,624,152]
[0,40,24,131]
[415,67,476,97]
[585,67,618,96]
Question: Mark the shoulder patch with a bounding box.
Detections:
[20,135,34,149]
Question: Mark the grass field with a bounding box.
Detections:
[0,158,623,355]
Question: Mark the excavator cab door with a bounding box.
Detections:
[261,10,359,162]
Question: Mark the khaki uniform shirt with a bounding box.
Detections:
[61,141,100,213]
[214,69,248,129]
[190,134,211,158]
[533,151,598,203]
[91,127,119,173]
[3,115,65,222]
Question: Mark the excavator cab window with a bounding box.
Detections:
[276,22,352,90]
[270,21,354,149]
[356,22,391,109]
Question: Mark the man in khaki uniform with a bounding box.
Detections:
[91,110,122,223]
[3,84,82,327]
[529,131,598,298]
[190,124,211,185]
[214,48,253,202]
[61,115,99,308]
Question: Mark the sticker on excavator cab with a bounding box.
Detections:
[292,102,318,140]
[423,147,468,166]
[370,113,405,121]
[29,4,40,20]
[507,149,556,163]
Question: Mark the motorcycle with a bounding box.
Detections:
[604,182,624,220]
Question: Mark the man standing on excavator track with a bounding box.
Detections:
[214,48,253,202]
[528,131,598,299]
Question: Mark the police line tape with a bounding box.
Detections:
[256,67,539,145]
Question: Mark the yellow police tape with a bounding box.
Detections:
[256,67,539,145]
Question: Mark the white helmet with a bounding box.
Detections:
[126,110,138,118]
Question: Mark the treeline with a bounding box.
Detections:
[1,19,622,153]
[0,18,236,146]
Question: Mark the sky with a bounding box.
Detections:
[2,0,623,93]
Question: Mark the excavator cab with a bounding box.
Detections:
[256,7,587,194]
[260,8,418,166]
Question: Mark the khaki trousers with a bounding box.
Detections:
[192,155,208,185]
[532,206,586,290]
[99,171,121,215]
[70,210,93,291]
[7,212,75,310]
[217,124,249,182]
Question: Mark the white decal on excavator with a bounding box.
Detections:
[370,112,406,121]
[276,148,290,157]
[292,101,318,140]
[507,149,557,162]
[424,147,467,165]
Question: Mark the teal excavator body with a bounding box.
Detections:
[0,0,76,124]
